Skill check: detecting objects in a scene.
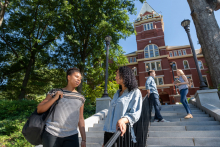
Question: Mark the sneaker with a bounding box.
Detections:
[153,119,159,122]
[184,114,193,119]
[158,119,170,122]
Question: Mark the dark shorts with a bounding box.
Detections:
[42,130,79,147]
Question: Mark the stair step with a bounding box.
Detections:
[79,137,103,144]
[89,127,104,132]
[194,138,220,146]
[151,117,214,122]
[186,125,220,131]
[152,113,208,117]
[149,131,220,137]
[85,132,104,137]
[155,111,205,114]
[147,138,194,146]
[151,114,209,118]
[147,137,220,146]
[79,143,102,147]
[149,125,220,131]
[150,121,220,126]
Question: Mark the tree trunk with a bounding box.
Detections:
[187,0,220,96]
[0,0,9,27]
[18,56,35,100]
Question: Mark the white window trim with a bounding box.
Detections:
[145,76,164,85]
[144,44,160,58]
[183,60,190,69]
[144,22,154,31]
[155,77,164,85]
[169,51,173,57]
[145,61,162,72]
[144,59,162,63]
[178,50,182,56]
[133,67,137,76]
[198,60,204,69]
[174,51,178,56]
[133,57,137,62]
[172,62,177,71]
[202,75,209,87]
[182,49,187,55]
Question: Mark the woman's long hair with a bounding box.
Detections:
[118,66,138,92]
[177,69,185,76]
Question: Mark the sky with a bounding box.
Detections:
[119,0,220,54]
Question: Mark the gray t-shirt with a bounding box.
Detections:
[45,89,86,137]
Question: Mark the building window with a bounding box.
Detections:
[172,62,177,70]
[169,52,173,57]
[202,76,209,86]
[183,60,190,69]
[132,67,137,76]
[154,77,164,85]
[144,44,160,58]
[130,57,132,63]
[198,61,204,69]
[186,76,194,88]
[182,49,187,55]
[145,61,162,72]
[133,57,136,62]
[144,22,154,31]
[174,51,178,56]
[178,50,182,56]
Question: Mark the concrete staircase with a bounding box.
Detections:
[36,104,220,147]
[147,104,220,147]
[79,119,105,147]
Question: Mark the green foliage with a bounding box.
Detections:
[82,81,119,103]
[0,99,95,146]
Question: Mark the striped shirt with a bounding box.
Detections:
[45,89,86,137]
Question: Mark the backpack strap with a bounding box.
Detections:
[51,88,63,122]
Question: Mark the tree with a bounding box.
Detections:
[0,0,67,99]
[0,0,9,26]
[187,0,220,95]
[55,0,138,93]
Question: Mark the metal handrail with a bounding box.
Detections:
[104,97,151,147]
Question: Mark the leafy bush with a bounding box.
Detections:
[0,99,95,146]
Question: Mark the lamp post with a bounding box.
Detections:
[181,19,209,90]
[102,35,112,98]
[170,62,179,95]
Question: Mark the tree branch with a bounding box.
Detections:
[37,34,60,50]
[0,0,9,27]
[39,25,48,40]
[0,35,26,66]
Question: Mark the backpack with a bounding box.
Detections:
[22,91,61,145]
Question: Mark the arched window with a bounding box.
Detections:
[198,61,204,69]
[183,60,189,69]
[144,44,160,58]
[172,62,177,70]
[132,67,137,76]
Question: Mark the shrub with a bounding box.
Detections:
[0,99,95,146]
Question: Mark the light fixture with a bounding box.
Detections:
[105,35,112,42]
[181,19,190,27]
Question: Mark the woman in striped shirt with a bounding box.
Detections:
[37,67,86,147]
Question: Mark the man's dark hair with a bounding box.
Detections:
[118,66,138,92]
[66,67,81,82]
[148,70,155,76]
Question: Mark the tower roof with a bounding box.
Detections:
[137,1,158,18]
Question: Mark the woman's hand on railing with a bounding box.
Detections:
[116,118,128,136]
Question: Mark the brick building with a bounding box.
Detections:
[126,2,213,104]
